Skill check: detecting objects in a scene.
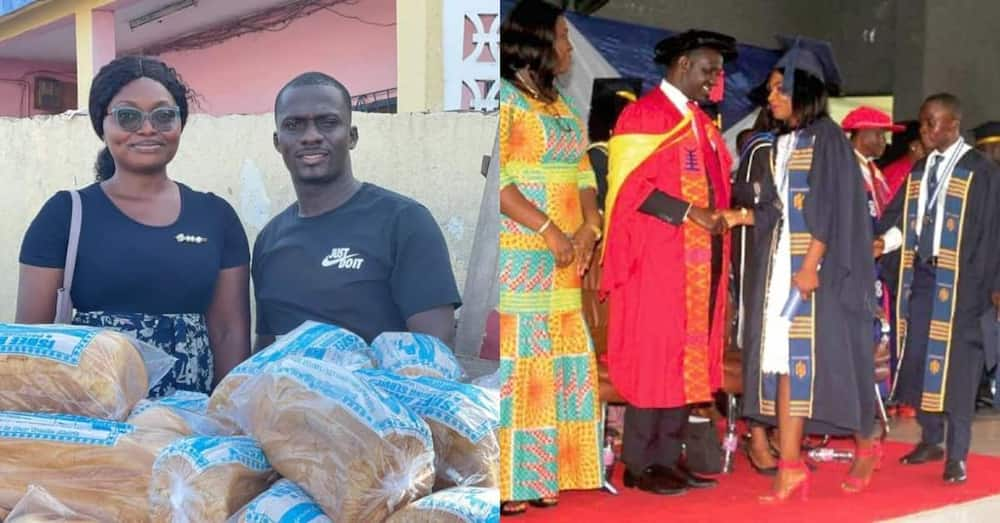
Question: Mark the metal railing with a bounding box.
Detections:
[352,87,397,113]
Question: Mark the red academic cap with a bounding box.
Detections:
[841,106,905,132]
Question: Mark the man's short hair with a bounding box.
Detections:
[274,72,352,115]
[923,92,962,121]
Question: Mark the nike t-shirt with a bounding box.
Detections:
[251,183,462,342]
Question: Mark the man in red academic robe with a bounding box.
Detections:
[600,30,736,495]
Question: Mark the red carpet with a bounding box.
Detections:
[517,441,1000,522]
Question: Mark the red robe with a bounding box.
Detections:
[600,88,732,408]
[881,156,913,201]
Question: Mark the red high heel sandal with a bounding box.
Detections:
[759,459,811,504]
[842,442,882,493]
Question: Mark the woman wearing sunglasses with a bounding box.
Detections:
[16,56,251,397]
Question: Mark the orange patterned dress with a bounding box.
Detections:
[498,79,602,501]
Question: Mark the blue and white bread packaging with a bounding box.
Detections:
[0,323,175,420]
[230,357,435,522]
[129,391,225,437]
[0,411,183,521]
[370,331,467,381]
[207,321,373,432]
[360,369,499,489]
[385,486,500,523]
[226,479,331,523]
[149,436,277,523]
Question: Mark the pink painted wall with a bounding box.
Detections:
[159,0,396,115]
[0,58,76,117]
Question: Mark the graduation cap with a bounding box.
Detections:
[971,121,1000,146]
[590,77,644,106]
[774,35,843,95]
[654,29,738,67]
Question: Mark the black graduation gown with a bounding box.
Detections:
[587,143,610,210]
[732,134,778,428]
[878,149,1000,414]
[741,118,877,436]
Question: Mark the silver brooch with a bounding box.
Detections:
[175,233,207,244]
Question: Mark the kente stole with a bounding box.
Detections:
[893,165,973,412]
[761,132,817,417]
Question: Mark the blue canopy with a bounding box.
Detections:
[500,0,780,129]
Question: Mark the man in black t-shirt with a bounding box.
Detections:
[252,72,461,347]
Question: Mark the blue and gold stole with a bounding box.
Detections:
[893,164,974,412]
[761,132,817,417]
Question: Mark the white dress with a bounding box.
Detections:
[760,132,797,375]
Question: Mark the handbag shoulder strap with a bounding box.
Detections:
[62,190,82,292]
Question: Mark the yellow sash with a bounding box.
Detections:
[601,113,693,261]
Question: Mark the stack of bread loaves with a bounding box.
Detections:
[0,323,174,420]
[369,332,467,381]
[0,323,181,520]
[149,436,277,522]
[359,369,499,489]
[0,412,182,521]
[231,356,436,522]
[207,321,373,432]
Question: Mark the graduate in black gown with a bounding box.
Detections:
[718,37,877,501]
[877,93,1000,484]
[730,98,781,477]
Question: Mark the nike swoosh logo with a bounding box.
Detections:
[322,252,360,267]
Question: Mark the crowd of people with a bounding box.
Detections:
[498,0,1000,515]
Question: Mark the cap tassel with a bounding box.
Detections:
[709,69,725,103]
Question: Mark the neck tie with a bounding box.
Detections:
[918,155,943,262]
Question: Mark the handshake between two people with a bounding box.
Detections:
[686,206,753,235]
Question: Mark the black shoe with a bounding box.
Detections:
[744,446,778,477]
[943,460,967,484]
[899,442,945,465]
[665,464,718,489]
[623,466,687,496]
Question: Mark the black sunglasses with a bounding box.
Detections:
[108,106,181,133]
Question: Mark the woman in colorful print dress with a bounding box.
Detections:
[497,0,603,516]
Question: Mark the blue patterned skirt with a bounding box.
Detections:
[73,311,213,398]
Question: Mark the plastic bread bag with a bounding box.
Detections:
[230,357,435,522]
[471,370,500,390]
[129,391,226,436]
[360,370,499,488]
[150,436,277,523]
[0,323,176,420]
[0,411,184,521]
[208,321,372,432]
[385,487,500,523]
[4,485,99,523]
[370,332,467,381]
[225,479,331,523]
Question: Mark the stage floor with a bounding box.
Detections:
[514,411,1000,523]
[883,410,1000,522]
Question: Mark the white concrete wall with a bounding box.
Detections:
[0,110,496,322]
